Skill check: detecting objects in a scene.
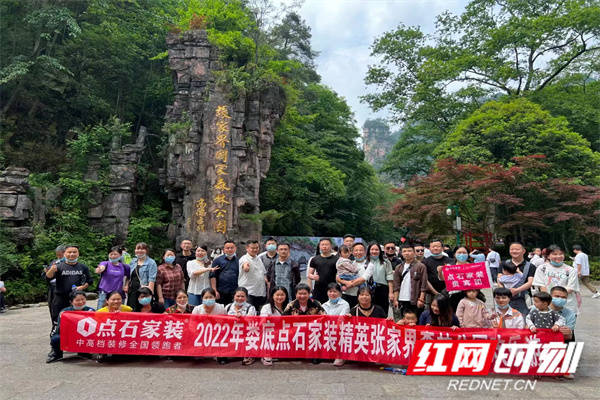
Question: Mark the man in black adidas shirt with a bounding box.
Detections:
[45,245,92,323]
[422,239,454,296]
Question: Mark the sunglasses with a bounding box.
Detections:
[415,249,425,252]
[385,247,395,250]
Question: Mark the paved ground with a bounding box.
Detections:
[1,290,599,400]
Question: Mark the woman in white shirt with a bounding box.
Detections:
[187,246,217,306]
[322,282,351,367]
[259,285,289,366]
[192,287,226,315]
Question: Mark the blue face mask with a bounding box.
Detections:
[550,260,563,267]
[430,252,443,258]
[455,253,468,262]
[225,254,235,260]
[552,297,567,308]
[66,257,78,264]
[330,297,340,304]
[266,244,277,252]
[203,299,216,307]
[109,257,120,264]
[497,304,509,310]
[355,256,366,262]
[235,301,245,307]
[138,297,152,305]
[165,256,176,264]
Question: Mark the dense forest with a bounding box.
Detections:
[1,0,599,304]
[0,0,395,303]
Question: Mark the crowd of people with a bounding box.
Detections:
[33,235,597,368]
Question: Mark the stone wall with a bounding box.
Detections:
[161,30,285,249]
[0,167,33,244]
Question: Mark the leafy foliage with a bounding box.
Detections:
[390,156,600,250]
[435,98,600,185]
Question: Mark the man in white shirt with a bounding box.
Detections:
[238,240,268,309]
[573,245,599,298]
[486,247,501,285]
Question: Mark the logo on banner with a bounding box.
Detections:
[408,340,496,375]
[77,317,97,337]
[408,340,584,375]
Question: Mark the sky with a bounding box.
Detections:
[292,0,469,132]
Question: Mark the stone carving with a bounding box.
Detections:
[161,30,285,249]
[0,167,34,243]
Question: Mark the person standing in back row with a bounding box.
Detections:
[307,238,339,304]
[422,239,453,304]
[573,245,599,298]
[45,245,92,324]
[210,241,239,305]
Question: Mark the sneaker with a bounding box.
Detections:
[242,357,256,366]
[333,358,345,367]
[0,308,6,313]
[261,357,273,366]
[592,292,600,299]
[46,351,63,363]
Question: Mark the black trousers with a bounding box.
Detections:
[218,291,234,306]
[0,291,5,309]
[47,284,56,321]
[373,283,390,312]
[51,293,70,323]
[342,294,358,309]
[248,295,266,312]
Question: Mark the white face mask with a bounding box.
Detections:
[177,302,187,308]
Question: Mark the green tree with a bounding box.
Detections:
[364,0,600,126]
[435,98,600,185]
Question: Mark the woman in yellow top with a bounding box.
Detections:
[97,291,132,312]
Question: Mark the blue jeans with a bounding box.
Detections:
[188,293,203,306]
[97,291,108,309]
[490,268,498,283]
[163,298,176,308]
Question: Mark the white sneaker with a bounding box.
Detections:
[592,292,600,299]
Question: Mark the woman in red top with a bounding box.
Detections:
[156,249,185,309]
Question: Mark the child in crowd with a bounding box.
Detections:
[526,292,564,333]
[336,245,359,291]
[490,287,525,328]
[498,263,523,288]
[456,289,493,328]
[397,309,418,326]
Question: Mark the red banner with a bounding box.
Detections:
[60,312,562,366]
[443,262,491,290]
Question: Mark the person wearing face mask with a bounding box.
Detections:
[549,286,576,341]
[533,244,580,315]
[164,290,195,313]
[45,245,92,325]
[46,290,95,363]
[156,249,185,308]
[238,240,268,310]
[127,242,158,308]
[307,238,340,304]
[259,237,279,277]
[322,282,350,316]
[134,287,165,313]
[175,239,196,288]
[210,240,239,305]
[95,246,131,309]
[192,287,226,315]
[422,239,453,303]
[186,245,217,306]
[225,287,257,366]
[490,287,524,329]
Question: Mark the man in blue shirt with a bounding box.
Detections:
[210,240,239,305]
